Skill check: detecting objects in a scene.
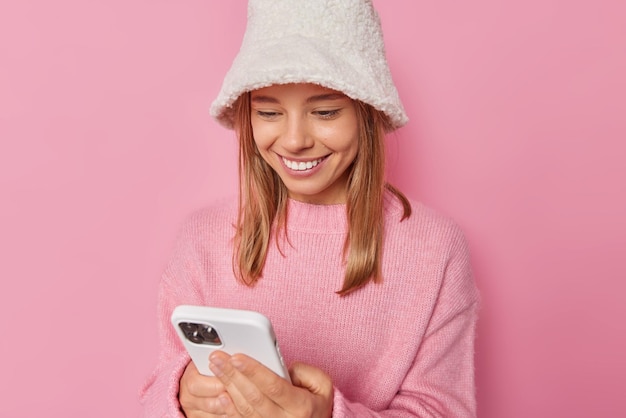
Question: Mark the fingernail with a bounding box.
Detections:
[230,357,244,371]
[209,356,225,376]
[218,393,230,407]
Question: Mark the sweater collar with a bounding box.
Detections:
[285,190,403,234]
[286,199,349,233]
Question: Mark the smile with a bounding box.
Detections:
[282,156,325,171]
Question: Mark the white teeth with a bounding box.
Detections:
[283,157,323,171]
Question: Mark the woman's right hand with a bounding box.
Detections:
[179,360,230,417]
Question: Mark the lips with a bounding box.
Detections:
[282,156,325,171]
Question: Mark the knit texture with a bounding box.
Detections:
[140,192,479,417]
[210,0,408,131]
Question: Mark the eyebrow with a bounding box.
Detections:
[250,93,346,104]
[250,95,280,104]
[305,93,346,103]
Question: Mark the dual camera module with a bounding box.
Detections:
[178,322,222,345]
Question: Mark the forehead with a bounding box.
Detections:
[250,83,348,102]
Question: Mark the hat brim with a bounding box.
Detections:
[210,35,407,130]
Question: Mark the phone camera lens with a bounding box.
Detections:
[179,322,221,345]
[199,326,222,345]
[179,322,195,333]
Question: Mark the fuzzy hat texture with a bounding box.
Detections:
[210,0,408,131]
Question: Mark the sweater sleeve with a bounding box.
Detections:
[331,228,480,417]
[139,216,208,418]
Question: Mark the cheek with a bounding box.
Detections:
[333,133,356,151]
[320,127,359,154]
[251,122,272,150]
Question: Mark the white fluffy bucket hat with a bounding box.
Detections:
[209,0,408,131]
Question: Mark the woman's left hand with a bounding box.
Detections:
[208,350,333,418]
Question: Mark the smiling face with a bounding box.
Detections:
[250,83,359,205]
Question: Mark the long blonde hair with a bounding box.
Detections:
[232,91,411,296]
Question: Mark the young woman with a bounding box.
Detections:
[141,1,479,417]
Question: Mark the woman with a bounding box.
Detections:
[141,1,479,417]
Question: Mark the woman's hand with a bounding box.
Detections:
[208,350,334,418]
[179,360,230,417]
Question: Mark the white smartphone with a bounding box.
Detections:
[171,305,290,381]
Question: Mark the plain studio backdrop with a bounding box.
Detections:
[1,1,624,417]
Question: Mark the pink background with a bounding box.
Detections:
[1,1,625,416]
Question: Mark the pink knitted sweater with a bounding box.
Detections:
[140,192,479,417]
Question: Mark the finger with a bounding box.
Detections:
[180,361,230,415]
[289,362,333,397]
[288,363,334,416]
[210,351,278,417]
[182,361,226,397]
[232,357,334,416]
[185,412,232,418]
[230,353,291,401]
[216,391,245,418]
[182,397,229,417]
[183,410,231,418]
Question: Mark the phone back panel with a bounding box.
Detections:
[171,305,290,381]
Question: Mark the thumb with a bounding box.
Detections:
[289,362,333,396]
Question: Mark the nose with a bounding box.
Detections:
[281,115,314,152]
